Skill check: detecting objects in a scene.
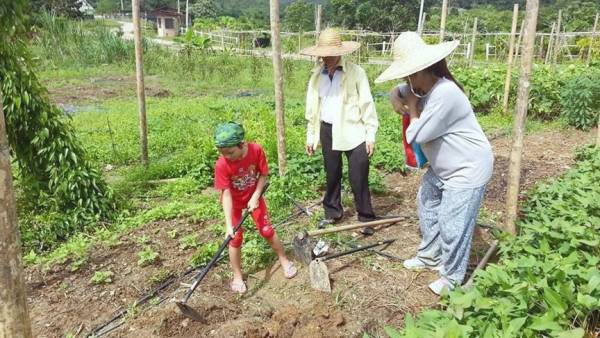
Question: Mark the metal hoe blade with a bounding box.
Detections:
[293,232,315,265]
[175,301,205,322]
[309,259,331,293]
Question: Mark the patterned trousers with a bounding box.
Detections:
[416,169,487,284]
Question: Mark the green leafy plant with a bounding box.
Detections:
[90,270,114,284]
[137,246,159,267]
[560,69,600,130]
[179,233,201,250]
[387,146,600,337]
[149,269,172,285]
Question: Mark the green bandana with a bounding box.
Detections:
[214,122,245,148]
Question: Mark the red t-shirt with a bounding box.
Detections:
[214,143,269,206]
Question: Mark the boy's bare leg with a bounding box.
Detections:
[266,233,293,269]
[228,246,244,284]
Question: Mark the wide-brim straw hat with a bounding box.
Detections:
[300,28,360,57]
[375,32,460,83]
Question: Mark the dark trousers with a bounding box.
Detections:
[320,122,375,221]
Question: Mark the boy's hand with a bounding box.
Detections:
[247,196,259,212]
[366,142,375,157]
[226,226,235,239]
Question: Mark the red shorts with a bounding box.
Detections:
[229,197,274,248]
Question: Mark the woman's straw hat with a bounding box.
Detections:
[300,28,360,57]
[375,32,459,83]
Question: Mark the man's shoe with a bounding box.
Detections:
[318,217,341,229]
[360,226,375,236]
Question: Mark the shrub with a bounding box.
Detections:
[560,69,600,130]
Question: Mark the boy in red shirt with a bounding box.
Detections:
[214,122,297,294]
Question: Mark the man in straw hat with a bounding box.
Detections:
[375,32,493,295]
[301,28,379,234]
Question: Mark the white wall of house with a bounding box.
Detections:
[156,16,180,37]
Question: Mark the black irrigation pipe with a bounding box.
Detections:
[86,200,317,337]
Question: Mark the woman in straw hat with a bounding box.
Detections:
[375,32,493,295]
[301,28,379,234]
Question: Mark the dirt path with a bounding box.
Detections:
[26,128,596,338]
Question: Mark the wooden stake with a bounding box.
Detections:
[587,13,599,65]
[515,20,525,59]
[0,89,33,338]
[545,22,556,64]
[505,0,539,235]
[469,17,478,66]
[269,0,287,176]
[553,9,562,63]
[440,0,448,42]
[502,4,519,114]
[132,0,148,167]
[315,4,322,42]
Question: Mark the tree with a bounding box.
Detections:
[283,0,313,32]
[96,0,120,14]
[30,0,86,18]
[190,0,218,19]
[1,0,115,250]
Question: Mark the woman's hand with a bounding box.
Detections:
[404,89,421,121]
[390,87,409,115]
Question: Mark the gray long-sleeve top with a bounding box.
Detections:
[403,78,494,189]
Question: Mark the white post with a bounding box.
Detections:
[185,0,189,30]
[417,0,425,33]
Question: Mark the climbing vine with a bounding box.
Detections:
[1,1,115,251]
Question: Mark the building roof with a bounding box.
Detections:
[151,8,184,18]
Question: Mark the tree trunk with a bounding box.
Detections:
[502,4,519,114]
[439,0,448,42]
[269,0,287,176]
[587,13,598,65]
[505,0,539,235]
[132,0,149,167]
[0,89,32,338]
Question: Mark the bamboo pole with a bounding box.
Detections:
[505,0,539,235]
[269,0,287,176]
[502,4,519,114]
[132,0,148,167]
[587,13,598,65]
[553,9,562,63]
[514,20,525,60]
[315,4,322,41]
[440,0,448,42]
[469,17,478,66]
[0,89,33,338]
[545,22,555,64]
